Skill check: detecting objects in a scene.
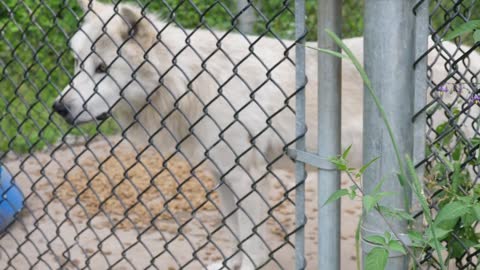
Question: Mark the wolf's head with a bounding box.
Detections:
[53,0,159,125]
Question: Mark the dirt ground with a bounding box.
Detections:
[0,137,361,269]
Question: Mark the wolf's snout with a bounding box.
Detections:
[52,101,70,118]
[95,112,110,121]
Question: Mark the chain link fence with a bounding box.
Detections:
[1,0,479,269]
[413,0,480,269]
[0,0,308,269]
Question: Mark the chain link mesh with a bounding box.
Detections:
[4,0,480,269]
[413,0,480,269]
[0,0,309,269]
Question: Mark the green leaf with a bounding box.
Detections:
[406,155,445,270]
[358,156,380,176]
[457,196,473,204]
[443,20,480,40]
[435,122,448,134]
[363,192,395,213]
[407,230,423,241]
[474,30,480,43]
[365,235,386,246]
[395,210,414,221]
[388,240,407,255]
[452,143,463,161]
[426,227,451,243]
[408,230,426,248]
[348,185,358,200]
[355,217,362,270]
[437,149,454,171]
[342,145,353,159]
[462,211,477,228]
[329,157,348,171]
[365,247,388,270]
[378,206,414,221]
[383,231,392,243]
[396,173,407,187]
[472,137,480,146]
[451,162,462,194]
[306,45,349,59]
[477,150,480,166]
[373,177,387,194]
[473,204,480,220]
[452,107,461,116]
[323,189,349,206]
[446,228,478,259]
[434,122,456,146]
[363,195,377,213]
[434,201,470,228]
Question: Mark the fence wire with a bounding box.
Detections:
[2,0,480,269]
[0,0,307,269]
[414,0,480,269]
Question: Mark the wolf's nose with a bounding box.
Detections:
[52,101,70,118]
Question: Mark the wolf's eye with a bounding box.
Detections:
[96,63,108,73]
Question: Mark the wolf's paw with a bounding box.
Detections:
[206,262,225,270]
[238,265,255,270]
[206,261,243,270]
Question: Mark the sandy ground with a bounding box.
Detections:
[0,137,361,269]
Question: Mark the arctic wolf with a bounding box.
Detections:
[54,1,315,269]
[52,0,480,269]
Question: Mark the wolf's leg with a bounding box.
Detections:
[220,182,242,267]
[207,167,270,270]
[207,179,241,270]
[217,182,239,232]
[232,167,270,270]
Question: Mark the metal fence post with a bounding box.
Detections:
[295,0,306,269]
[412,0,429,229]
[237,0,256,34]
[317,0,342,270]
[362,0,415,269]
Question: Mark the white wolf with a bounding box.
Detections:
[53,0,480,269]
[54,1,316,269]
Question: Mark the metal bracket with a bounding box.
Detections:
[287,149,337,171]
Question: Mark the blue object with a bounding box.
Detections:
[0,166,24,231]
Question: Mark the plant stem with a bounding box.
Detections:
[344,170,423,268]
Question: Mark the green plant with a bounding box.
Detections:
[308,29,480,270]
[316,24,480,267]
[444,20,480,43]
[326,147,414,270]
[0,0,120,153]
[430,0,480,46]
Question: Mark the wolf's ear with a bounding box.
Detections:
[119,6,156,46]
[78,0,95,12]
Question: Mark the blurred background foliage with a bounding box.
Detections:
[0,0,477,154]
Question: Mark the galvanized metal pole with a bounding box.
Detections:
[413,0,429,207]
[237,0,256,34]
[295,0,306,269]
[317,0,342,270]
[362,0,415,269]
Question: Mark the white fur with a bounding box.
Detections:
[55,1,480,269]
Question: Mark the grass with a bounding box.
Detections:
[1,0,477,154]
[0,0,365,154]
